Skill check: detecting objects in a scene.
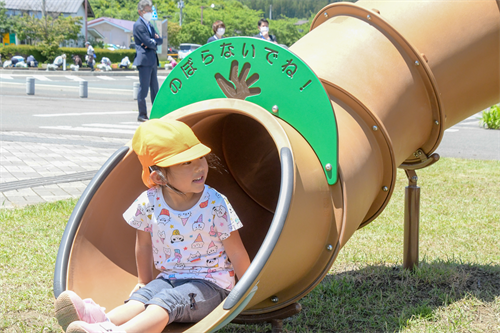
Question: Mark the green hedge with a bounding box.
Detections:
[0,45,136,63]
[60,47,136,63]
[0,45,46,62]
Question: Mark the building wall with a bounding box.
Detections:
[90,24,132,47]
[74,6,87,40]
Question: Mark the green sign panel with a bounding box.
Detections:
[151,37,338,184]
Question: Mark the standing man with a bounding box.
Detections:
[85,42,94,72]
[253,18,277,43]
[133,0,163,122]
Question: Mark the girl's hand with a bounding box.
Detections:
[129,283,146,297]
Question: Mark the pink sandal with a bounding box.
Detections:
[54,290,108,331]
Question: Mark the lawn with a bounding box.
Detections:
[1,158,499,332]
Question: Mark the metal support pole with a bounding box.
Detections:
[79,80,88,98]
[26,77,35,95]
[84,0,88,44]
[403,169,420,270]
[133,82,140,100]
[178,0,184,26]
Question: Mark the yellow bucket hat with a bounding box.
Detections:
[132,119,211,187]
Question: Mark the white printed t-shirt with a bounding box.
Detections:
[123,185,243,291]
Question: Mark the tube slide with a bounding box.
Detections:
[54,1,499,331]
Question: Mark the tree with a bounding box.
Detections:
[176,21,211,45]
[171,0,261,46]
[88,0,312,47]
[16,14,82,61]
[270,17,308,47]
[238,0,357,19]
[90,0,178,21]
[0,1,14,36]
[167,21,182,47]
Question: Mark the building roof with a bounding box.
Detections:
[87,28,105,39]
[4,0,94,17]
[88,17,135,33]
[294,20,309,26]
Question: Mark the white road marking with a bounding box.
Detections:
[83,123,139,129]
[95,76,115,80]
[40,125,136,135]
[0,74,13,79]
[157,76,168,80]
[65,76,86,81]
[32,75,52,81]
[34,111,137,117]
[126,76,139,80]
[445,129,459,132]
[0,81,132,92]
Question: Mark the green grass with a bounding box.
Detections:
[0,199,77,333]
[1,158,499,332]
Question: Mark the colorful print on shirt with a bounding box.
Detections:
[123,185,243,291]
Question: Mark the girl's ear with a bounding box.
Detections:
[150,170,167,186]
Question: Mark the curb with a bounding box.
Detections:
[0,68,171,76]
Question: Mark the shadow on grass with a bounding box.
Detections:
[222,260,500,332]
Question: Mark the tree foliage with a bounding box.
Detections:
[271,17,309,46]
[90,0,142,21]
[171,0,261,45]
[88,0,343,47]
[239,0,357,19]
[15,14,82,61]
[0,1,14,35]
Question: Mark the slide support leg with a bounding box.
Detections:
[403,169,420,270]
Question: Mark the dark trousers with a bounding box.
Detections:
[137,65,159,119]
[87,55,94,71]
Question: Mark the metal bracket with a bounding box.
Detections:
[399,149,440,170]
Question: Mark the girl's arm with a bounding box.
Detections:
[222,230,251,280]
[132,229,153,294]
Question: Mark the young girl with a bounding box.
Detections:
[55,119,251,333]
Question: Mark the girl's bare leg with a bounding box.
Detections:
[118,305,170,333]
[106,300,147,325]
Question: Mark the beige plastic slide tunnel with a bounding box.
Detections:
[54,0,499,331]
[54,99,342,331]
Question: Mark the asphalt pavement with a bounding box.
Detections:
[0,69,143,208]
[0,69,499,209]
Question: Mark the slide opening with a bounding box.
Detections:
[189,112,282,260]
[64,111,284,312]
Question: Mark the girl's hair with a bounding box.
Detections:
[149,165,185,195]
[150,153,226,195]
[212,20,225,34]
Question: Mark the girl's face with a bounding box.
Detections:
[167,156,208,194]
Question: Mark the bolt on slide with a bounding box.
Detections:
[54,1,499,331]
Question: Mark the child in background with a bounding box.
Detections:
[167,55,177,68]
[55,119,251,333]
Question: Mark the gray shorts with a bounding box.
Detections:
[128,278,229,324]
